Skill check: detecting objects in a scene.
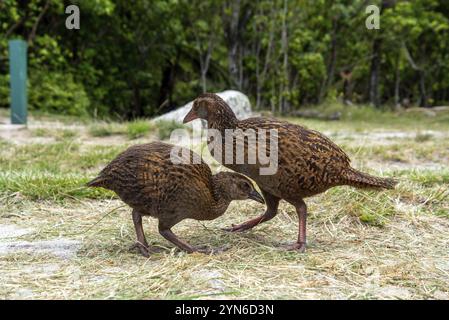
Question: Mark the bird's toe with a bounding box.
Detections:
[222,224,248,233]
[280,242,306,253]
[193,245,229,255]
[129,242,153,257]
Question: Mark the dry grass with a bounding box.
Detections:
[1,194,447,299]
[0,111,448,300]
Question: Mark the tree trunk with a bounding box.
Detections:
[368,0,396,108]
[222,0,241,89]
[132,85,143,118]
[280,0,290,114]
[402,42,428,108]
[27,0,50,45]
[418,70,428,107]
[319,18,338,103]
[394,52,401,107]
[221,0,253,90]
[197,37,213,93]
[255,4,276,109]
[369,38,382,108]
[341,70,353,104]
[157,55,179,114]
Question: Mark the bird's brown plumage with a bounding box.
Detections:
[183,93,397,252]
[87,141,264,256]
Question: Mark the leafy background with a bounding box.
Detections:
[0,0,448,118]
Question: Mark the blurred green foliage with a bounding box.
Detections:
[0,0,448,119]
[29,71,90,116]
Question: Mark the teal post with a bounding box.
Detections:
[9,40,27,125]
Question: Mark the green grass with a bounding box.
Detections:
[284,102,449,131]
[88,120,154,139]
[88,122,127,137]
[0,171,114,201]
[59,129,77,140]
[30,128,78,140]
[155,120,190,140]
[0,142,124,174]
[396,169,449,186]
[0,106,448,299]
[339,140,449,164]
[126,119,152,139]
[414,132,433,142]
[31,128,51,137]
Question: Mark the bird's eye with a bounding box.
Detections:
[241,182,251,190]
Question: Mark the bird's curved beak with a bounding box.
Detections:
[248,190,265,204]
[183,108,198,123]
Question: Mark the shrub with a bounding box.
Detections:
[0,74,10,109]
[28,70,90,117]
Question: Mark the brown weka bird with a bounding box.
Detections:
[183,93,397,252]
[87,141,264,257]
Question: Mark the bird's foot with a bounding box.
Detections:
[222,223,253,233]
[192,245,229,255]
[280,242,306,253]
[129,242,163,257]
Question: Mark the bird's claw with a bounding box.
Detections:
[129,242,163,257]
[193,245,229,255]
[280,242,306,253]
[222,224,249,233]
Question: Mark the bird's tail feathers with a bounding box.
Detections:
[344,167,397,189]
[86,176,108,188]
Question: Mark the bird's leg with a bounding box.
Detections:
[223,190,280,232]
[158,225,226,254]
[282,200,307,253]
[129,209,159,257]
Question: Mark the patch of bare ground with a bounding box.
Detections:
[357,160,448,172]
[326,130,449,146]
[1,114,447,148]
[0,116,161,147]
[0,125,55,145]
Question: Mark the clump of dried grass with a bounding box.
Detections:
[1,186,448,299]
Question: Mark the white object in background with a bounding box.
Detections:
[152,90,252,132]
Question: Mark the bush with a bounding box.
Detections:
[0,74,10,109]
[28,70,90,117]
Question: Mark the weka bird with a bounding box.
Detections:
[87,141,264,257]
[183,93,397,252]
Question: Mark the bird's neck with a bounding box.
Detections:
[210,175,232,216]
[207,102,238,132]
